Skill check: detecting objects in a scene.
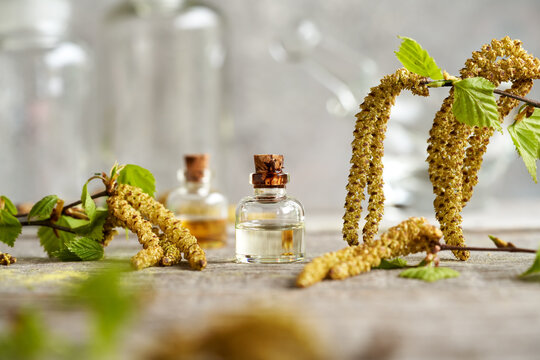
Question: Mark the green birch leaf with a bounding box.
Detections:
[66,209,108,241]
[28,195,59,221]
[453,77,501,131]
[61,216,90,229]
[52,248,81,262]
[66,237,104,261]
[38,216,75,256]
[395,36,443,80]
[508,108,540,182]
[520,247,540,278]
[373,258,408,269]
[0,209,22,247]
[117,164,156,197]
[0,196,17,215]
[81,182,96,221]
[399,265,460,282]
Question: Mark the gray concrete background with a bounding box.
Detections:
[71,0,540,213]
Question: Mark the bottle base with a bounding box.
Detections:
[235,254,304,264]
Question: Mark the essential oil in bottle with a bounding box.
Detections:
[166,154,228,248]
[235,154,305,263]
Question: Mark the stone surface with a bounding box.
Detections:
[1,228,540,359]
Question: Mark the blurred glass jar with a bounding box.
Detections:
[0,0,92,203]
[101,0,226,193]
[166,154,228,249]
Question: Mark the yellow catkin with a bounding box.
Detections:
[298,217,442,287]
[426,92,455,210]
[427,87,472,260]
[427,37,540,260]
[329,219,442,280]
[460,37,540,207]
[343,69,429,246]
[342,115,373,246]
[0,252,17,266]
[462,79,533,206]
[327,240,391,280]
[159,233,183,266]
[295,245,364,288]
[101,214,127,247]
[439,121,472,260]
[116,184,207,270]
[107,195,163,270]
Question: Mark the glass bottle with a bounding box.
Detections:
[0,0,92,202]
[235,154,305,263]
[101,0,227,193]
[166,154,228,248]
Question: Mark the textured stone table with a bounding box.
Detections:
[1,225,540,359]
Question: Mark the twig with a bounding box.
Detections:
[440,244,536,254]
[19,220,75,234]
[493,88,540,108]
[15,190,109,219]
[424,79,540,109]
[62,190,108,212]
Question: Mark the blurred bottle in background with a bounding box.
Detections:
[166,154,228,248]
[0,0,92,203]
[101,0,227,195]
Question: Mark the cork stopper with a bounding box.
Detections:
[184,154,209,182]
[251,154,288,188]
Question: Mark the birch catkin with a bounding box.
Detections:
[306,37,540,288]
[102,182,207,270]
[298,217,442,287]
[116,183,207,270]
[427,37,540,260]
[343,69,429,246]
[107,195,164,270]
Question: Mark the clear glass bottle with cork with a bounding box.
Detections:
[235,154,305,263]
[166,154,228,248]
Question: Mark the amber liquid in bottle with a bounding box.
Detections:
[180,218,227,248]
[166,154,228,249]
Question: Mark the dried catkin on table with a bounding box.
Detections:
[117,184,207,270]
[101,183,207,271]
[297,217,442,287]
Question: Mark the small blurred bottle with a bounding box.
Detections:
[166,154,228,248]
[0,0,92,202]
[236,155,305,263]
[101,0,227,193]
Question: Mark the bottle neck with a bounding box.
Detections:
[253,187,287,198]
[185,180,210,195]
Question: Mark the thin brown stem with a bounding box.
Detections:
[15,190,108,219]
[62,190,108,212]
[425,80,540,109]
[19,220,75,234]
[493,88,540,108]
[440,244,536,254]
